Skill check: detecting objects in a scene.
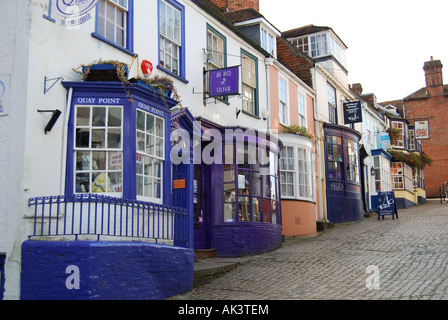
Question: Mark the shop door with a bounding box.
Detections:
[194,165,212,249]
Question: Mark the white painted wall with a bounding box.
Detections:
[0,0,272,299]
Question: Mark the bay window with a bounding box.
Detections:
[223,142,280,224]
[280,145,314,201]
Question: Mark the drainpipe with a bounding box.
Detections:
[60,87,73,195]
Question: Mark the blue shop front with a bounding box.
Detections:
[171,112,283,258]
[324,123,364,223]
[21,80,194,300]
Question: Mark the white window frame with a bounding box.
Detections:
[280,146,295,198]
[242,52,257,115]
[280,144,314,201]
[74,105,124,196]
[97,0,129,48]
[136,109,165,204]
[327,83,337,124]
[159,0,182,76]
[373,155,391,194]
[261,28,276,56]
[298,91,307,127]
[391,121,405,148]
[279,77,289,125]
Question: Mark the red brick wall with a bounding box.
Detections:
[404,94,448,197]
[209,0,259,12]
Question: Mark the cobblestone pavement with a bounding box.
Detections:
[174,200,448,300]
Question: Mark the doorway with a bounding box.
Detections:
[194,165,212,249]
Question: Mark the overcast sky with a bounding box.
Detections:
[260,0,448,103]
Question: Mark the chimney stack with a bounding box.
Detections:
[424,57,443,88]
[209,0,260,12]
[351,83,363,95]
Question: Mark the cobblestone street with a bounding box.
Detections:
[174,200,448,300]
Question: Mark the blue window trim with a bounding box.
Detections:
[158,0,187,83]
[62,82,174,205]
[91,0,135,56]
[241,49,259,117]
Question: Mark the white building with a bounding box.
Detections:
[0,0,283,299]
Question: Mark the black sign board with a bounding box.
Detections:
[343,101,363,124]
[377,191,398,220]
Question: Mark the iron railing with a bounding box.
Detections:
[28,194,189,247]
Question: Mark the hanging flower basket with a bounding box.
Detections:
[130,78,173,98]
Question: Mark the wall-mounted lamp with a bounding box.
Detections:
[371,167,375,176]
[38,109,62,134]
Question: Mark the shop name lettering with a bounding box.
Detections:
[137,102,165,117]
[76,98,121,104]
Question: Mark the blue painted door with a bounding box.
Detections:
[194,165,212,249]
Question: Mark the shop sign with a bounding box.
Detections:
[173,179,186,189]
[55,0,98,27]
[377,191,398,220]
[343,101,363,124]
[0,74,11,117]
[208,66,239,97]
[415,120,430,140]
[377,133,390,150]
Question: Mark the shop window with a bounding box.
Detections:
[94,0,134,53]
[373,155,391,193]
[280,146,295,197]
[391,162,413,191]
[327,136,343,179]
[136,109,165,203]
[75,105,123,195]
[223,143,279,224]
[72,103,165,203]
[344,138,360,183]
[280,146,314,200]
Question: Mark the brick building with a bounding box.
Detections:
[381,58,448,198]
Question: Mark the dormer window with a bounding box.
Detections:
[261,28,276,56]
[291,32,346,67]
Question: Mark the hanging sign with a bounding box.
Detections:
[0,74,11,117]
[208,66,239,97]
[377,191,398,220]
[343,101,363,124]
[415,120,430,140]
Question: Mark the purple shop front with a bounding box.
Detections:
[171,114,283,257]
